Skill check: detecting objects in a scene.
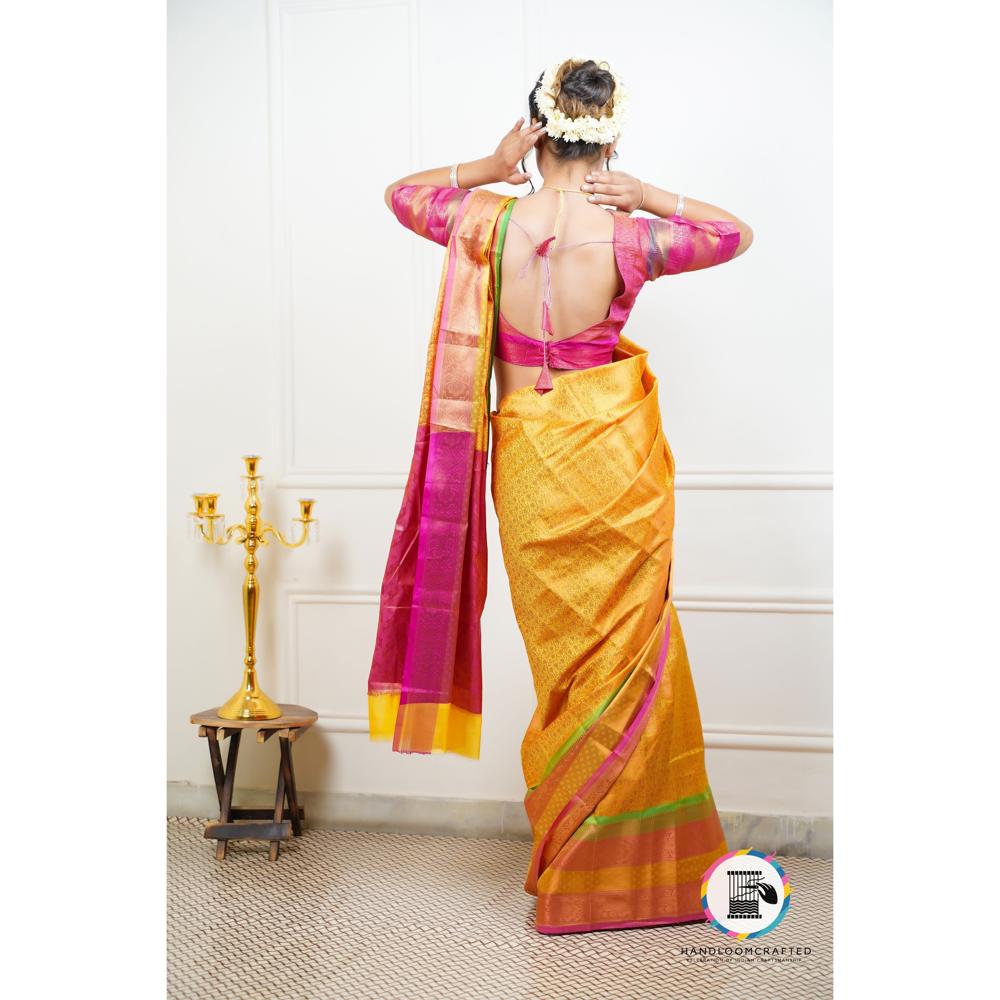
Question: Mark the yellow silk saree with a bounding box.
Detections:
[369,185,729,934]
[490,333,728,933]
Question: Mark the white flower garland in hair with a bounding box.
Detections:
[533,58,628,144]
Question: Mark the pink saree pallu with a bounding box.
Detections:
[489,335,729,934]
[367,189,514,757]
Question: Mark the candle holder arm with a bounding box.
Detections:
[258,522,310,549]
[196,521,248,545]
[219,523,248,545]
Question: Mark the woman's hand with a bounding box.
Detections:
[491,117,546,185]
[580,170,645,213]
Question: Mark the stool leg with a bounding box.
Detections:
[279,736,303,837]
[205,728,226,811]
[269,761,287,862]
[216,730,242,860]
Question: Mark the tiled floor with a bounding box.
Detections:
[168,818,832,999]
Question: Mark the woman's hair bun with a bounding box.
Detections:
[553,59,615,119]
[527,58,619,161]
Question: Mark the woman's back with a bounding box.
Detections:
[385,181,745,402]
[500,187,621,342]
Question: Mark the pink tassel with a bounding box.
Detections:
[534,362,553,394]
[535,235,556,257]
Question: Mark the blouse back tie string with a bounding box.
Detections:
[506,188,614,394]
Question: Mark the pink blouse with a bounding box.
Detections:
[390,184,742,392]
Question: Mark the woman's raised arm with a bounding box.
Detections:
[382,118,546,210]
[580,169,754,274]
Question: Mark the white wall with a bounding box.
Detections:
[168,0,832,818]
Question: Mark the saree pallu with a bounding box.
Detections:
[489,333,728,934]
[367,190,513,757]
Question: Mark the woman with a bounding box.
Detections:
[367,58,753,935]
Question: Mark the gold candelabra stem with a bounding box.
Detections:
[189,456,317,721]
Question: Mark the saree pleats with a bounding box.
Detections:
[489,334,728,933]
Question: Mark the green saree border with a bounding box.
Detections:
[527,672,631,791]
[486,198,515,419]
[581,787,713,827]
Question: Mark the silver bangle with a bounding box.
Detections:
[674,193,685,218]
[450,163,460,188]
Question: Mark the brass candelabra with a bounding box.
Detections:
[189,455,318,721]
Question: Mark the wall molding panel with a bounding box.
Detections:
[277,470,833,491]
[281,588,832,749]
[677,598,831,615]
[307,719,832,751]
[283,586,833,611]
[267,0,422,483]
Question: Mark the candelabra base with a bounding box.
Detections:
[218,686,282,721]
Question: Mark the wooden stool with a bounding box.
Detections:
[190,704,318,861]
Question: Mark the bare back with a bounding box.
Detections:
[495,188,622,402]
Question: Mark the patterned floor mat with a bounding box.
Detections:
[168,817,832,999]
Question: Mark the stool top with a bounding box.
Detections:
[190,704,318,730]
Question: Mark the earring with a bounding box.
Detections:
[520,155,536,195]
